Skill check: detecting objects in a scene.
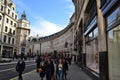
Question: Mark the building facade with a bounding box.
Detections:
[72,0,120,80]
[29,15,75,57]
[16,11,30,55]
[0,0,18,58]
[0,0,30,58]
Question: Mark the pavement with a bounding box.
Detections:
[10,62,93,80]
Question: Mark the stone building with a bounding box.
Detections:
[0,0,30,58]
[72,0,120,80]
[16,11,30,55]
[29,15,75,57]
[0,0,18,58]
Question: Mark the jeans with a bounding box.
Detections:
[57,70,63,80]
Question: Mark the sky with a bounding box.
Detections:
[12,0,74,37]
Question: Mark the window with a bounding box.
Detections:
[5,26,8,32]
[9,28,12,33]
[1,5,3,11]
[6,18,9,23]
[107,7,120,26]
[13,7,14,10]
[11,21,13,25]
[4,35,6,43]
[8,9,10,14]
[12,13,14,17]
[0,15,2,20]
[13,30,15,35]
[12,38,14,44]
[15,15,17,19]
[14,23,16,27]
[108,25,120,79]
[8,37,11,44]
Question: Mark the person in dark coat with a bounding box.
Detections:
[45,57,54,80]
[36,55,42,72]
[16,58,25,80]
[63,58,68,80]
[39,62,46,80]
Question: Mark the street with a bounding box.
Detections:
[0,60,36,80]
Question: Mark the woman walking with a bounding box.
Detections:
[56,58,63,80]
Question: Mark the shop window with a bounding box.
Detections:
[85,27,99,73]
[108,25,120,80]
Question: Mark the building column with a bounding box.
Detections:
[96,0,109,80]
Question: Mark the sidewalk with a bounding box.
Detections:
[10,62,93,80]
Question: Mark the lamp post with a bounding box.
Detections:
[40,43,41,55]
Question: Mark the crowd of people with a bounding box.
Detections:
[15,53,72,80]
[36,53,72,80]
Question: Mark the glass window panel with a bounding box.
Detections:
[108,25,120,80]
[86,38,99,73]
[107,8,119,26]
[94,27,98,37]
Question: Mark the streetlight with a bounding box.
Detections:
[40,43,41,55]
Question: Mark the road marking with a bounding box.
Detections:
[10,70,36,80]
[0,64,35,73]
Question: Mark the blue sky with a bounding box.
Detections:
[12,0,74,36]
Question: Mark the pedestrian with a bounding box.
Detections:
[36,55,42,72]
[45,57,54,80]
[38,62,46,80]
[56,58,63,80]
[63,58,68,80]
[16,57,25,80]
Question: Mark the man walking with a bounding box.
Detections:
[16,57,25,80]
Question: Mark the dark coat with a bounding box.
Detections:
[63,60,68,75]
[16,60,25,73]
[45,60,54,78]
[36,57,42,68]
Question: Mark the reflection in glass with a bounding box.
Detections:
[107,8,119,26]
[108,25,120,80]
[86,38,99,73]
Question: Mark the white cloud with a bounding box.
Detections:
[66,4,74,17]
[30,18,64,37]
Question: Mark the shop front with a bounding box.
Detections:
[2,46,13,58]
[84,16,99,77]
[107,6,120,80]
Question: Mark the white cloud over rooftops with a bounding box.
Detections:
[30,18,64,37]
